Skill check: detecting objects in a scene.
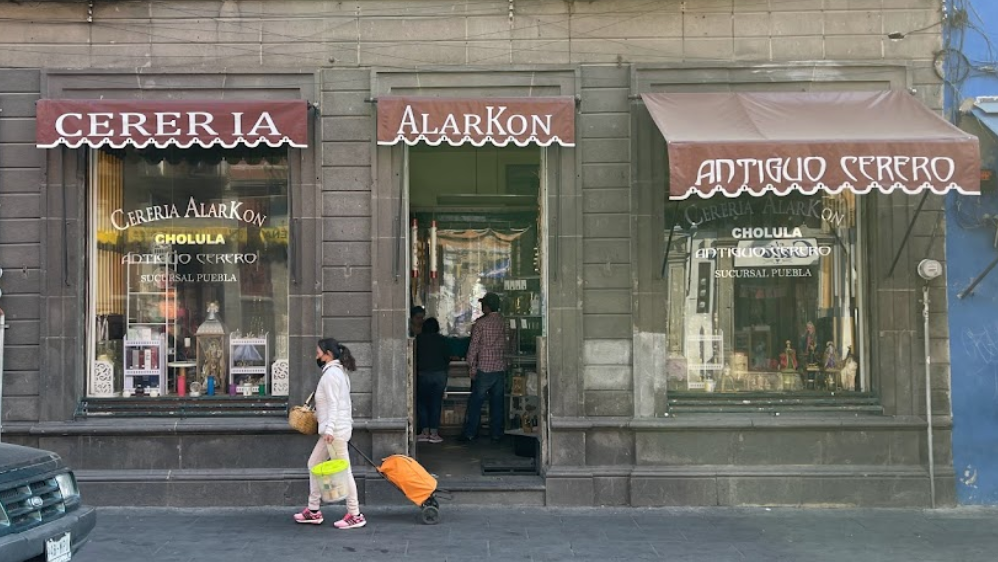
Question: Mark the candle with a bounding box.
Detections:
[411,218,419,278]
[229,383,237,396]
[429,220,437,279]
[207,376,215,396]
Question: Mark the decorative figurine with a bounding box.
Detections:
[799,321,819,367]
[718,366,737,392]
[841,346,858,391]
[821,341,840,390]
[823,341,839,370]
[779,340,801,391]
[779,340,798,371]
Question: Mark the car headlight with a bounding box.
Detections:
[0,505,9,527]
[55,472,80,500]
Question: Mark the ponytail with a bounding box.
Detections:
[318,337,357,372]
[337,344,357,372]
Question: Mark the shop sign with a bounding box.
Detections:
[640,91,981,199]
[690,155,960,193]
[377,96,575,147]
[36,99,309,149]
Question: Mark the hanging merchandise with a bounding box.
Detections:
[411,218,420,278]
[429,220,438,280]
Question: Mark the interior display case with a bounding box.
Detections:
[123,248,175,396]
[122,337,166,396]
[686,330,724,391]
[229,333,269,395]
[499,279,542,433]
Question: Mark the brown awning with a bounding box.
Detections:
[377,96,575,147]
[641,91,981,200]
[36,99,309,149]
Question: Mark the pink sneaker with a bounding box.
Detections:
[333,513,367,530]
[293,508,323,525]
[428,434,443,444]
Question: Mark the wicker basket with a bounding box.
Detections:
[288,392,318,435]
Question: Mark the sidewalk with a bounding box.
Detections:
[73,505,998,562]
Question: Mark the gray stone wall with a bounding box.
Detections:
[0,0,944,71]
[0,69,43,425]
[319,68,375,420]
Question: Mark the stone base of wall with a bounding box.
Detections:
[544,467,956,508]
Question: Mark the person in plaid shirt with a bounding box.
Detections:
[459,292,509,444]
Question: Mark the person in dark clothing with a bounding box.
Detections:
[415,317,450,443]
[409,305,426,337]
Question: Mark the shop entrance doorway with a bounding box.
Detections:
[406,143,546,479]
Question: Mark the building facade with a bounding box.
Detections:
[944,0,998,505]
[0,0,973,507]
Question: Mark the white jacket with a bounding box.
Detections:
[314,360,353,441]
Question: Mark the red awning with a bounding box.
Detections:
[36,99,309,149]
[377,96,575,147]
[641,91,981,200]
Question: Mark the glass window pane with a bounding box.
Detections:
[89,146,289,399]
[664,193,861,394]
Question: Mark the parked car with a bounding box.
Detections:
[0,442,96,562]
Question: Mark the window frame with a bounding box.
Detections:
[84,147,294,406]
[662,192,869,395]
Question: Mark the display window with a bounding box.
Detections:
[87,146,290,399]
[663,192,864,394]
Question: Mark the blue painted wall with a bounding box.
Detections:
[945,0,998,505]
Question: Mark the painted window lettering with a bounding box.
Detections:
[110,198,268,231]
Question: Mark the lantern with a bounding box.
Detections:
[195,302,227,395]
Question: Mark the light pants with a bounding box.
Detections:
[307,437,359,515]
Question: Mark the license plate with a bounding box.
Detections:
[46,532,72,562]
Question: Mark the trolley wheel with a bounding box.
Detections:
[419,505,440,525]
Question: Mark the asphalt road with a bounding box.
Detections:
[72,505,998,562]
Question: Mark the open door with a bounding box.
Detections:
[404,142,547,477]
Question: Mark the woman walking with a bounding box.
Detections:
[294,338,366,529]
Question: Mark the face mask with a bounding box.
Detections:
[316,358,326,368]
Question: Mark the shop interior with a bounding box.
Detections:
[407,143,545,478]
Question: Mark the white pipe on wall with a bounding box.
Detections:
[0,308,6,440]
[922,284,936,509]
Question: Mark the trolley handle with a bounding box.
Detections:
[346,439,381,470]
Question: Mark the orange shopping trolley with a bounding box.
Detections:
[348,441,446,525]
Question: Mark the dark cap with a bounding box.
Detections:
[479,292,501,311]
